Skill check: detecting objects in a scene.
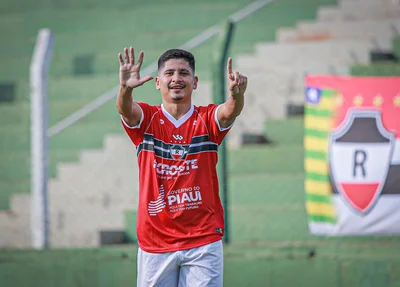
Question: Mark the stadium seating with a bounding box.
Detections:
[351,62,400,76]
[5,0,399,249]
[230,15,400,146]
[0,116,306,248]
[0,1,248,213]
[277,19,400,47]
[227,38,370,146]
[0,194,31,248]
[0,0,337,206]
[317,0,400,21]
[392,36,400,57]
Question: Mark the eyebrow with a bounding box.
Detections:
[164,68,191,73]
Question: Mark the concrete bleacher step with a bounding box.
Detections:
[1,0,342,251]
[297,19,400,41]
[0,194,31,248]
[316,6,342,22]
[227,98,283,148]
[230,46,353,134]
[278,19,400,50]
[255,40,373,66]
[1,132,141,249]
[1,126,306,248]
[0,80,214,249]
[192,82,212,107]
[49,192,136,211]
[8,193,31,215]
[50,210,127,248]
[317,1,400,22]
[103,133,133,150]
[234,71,288,120]
[233,42,355,124]
[49,175,138,199]
[56,159,137,179]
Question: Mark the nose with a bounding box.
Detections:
[171,71,182,82]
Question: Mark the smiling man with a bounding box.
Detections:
[116,47,247,287]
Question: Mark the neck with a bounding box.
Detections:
[162,102,192,120]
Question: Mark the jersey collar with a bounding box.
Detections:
[161,104,194,128]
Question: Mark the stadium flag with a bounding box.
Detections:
[304,75,400,235]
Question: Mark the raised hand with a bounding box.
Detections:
[227,57,247,97]
[118,46,153,88]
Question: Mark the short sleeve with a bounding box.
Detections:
[203,104,234,145]
[121,102,157,146]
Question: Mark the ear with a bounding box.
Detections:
[193,76,198,90]
[155,76,160,90]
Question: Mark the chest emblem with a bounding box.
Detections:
[169,145,187,160]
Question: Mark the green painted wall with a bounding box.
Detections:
[1,244,400,287]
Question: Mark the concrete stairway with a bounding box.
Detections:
[0,133,139,248]
[227,38,374,147]
[317,0,400,22]
[0,194,31,248]
[2,0,399,247]
[277,19,400,50]
[48,134,139,248]
[0,82,213,249]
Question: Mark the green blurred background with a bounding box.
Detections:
[1,0,400,286]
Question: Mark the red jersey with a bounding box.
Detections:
[121,102,232,253]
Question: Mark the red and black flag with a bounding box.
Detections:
[305,76,400,235]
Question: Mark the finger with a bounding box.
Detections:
[124,47,129,64]
[137,51,144,68]
[230,83,240,95]
[140,75,154,85]
[239,73,246,85]
[227,57,233,76]
[229,81,237,92]
[118,53,124,66]
[130,46,135,65]
[235,71,240,85]
[243,76,248,86]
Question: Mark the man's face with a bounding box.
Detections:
[156,58,198,103]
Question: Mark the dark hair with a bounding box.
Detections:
[158,49,195,73]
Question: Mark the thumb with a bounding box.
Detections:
[230,82,239,95]
[139,75,154,85]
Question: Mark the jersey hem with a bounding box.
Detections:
[137,235,223,254]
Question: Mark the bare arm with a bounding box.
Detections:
[217,57,247,128]
[116,46,153,127]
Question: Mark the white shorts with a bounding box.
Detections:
[137,240,223,287]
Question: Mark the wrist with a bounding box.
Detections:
[121,84,134,91]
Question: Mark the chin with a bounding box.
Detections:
[171,96,184,101]
[170,92,184,101]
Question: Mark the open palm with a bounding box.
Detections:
[118,47,153,88]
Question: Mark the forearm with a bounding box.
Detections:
[116,85,134,116]
[116,85,142,126]
[218,94,244,128]
[224,94,244,118]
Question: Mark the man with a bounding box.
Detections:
[116,46,247,286]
